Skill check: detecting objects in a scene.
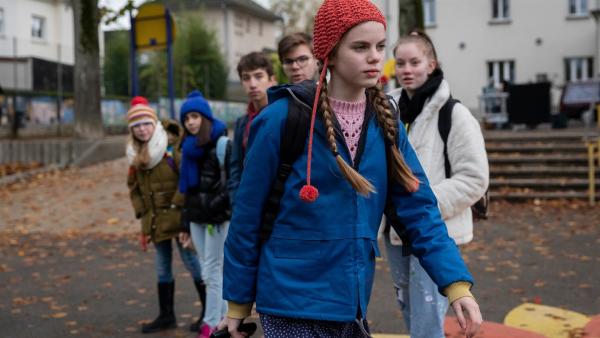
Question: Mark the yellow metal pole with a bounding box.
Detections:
[598,139,600,165]
[589,142,596,206]
[597,104,600,129]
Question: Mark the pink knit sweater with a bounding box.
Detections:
[330,97,366,160]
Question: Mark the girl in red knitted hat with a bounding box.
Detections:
[219,1,482,337]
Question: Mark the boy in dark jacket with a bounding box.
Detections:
[228,52,277,203]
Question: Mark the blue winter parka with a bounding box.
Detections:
[223,83,474,322]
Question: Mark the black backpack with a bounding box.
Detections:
[438,97,489,222]
[259,82,314,243]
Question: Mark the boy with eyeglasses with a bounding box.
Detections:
[277,32,319,84]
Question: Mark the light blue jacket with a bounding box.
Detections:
[223,84,473,322]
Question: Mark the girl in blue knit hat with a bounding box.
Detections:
[177,90,232,338]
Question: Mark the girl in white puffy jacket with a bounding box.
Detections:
[384,30,489,338]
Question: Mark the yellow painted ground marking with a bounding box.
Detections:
[504,303,590,338]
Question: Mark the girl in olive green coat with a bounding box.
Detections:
[126,96,205,334]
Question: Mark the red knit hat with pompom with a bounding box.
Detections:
[299,0,386,203]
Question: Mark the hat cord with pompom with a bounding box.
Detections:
[299,0,386,203]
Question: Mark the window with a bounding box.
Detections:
[568,0,588,16]
[491,0,510,20]
[0,8,4,35]
[565,57,594,82]
[487,60,515,87]
[31,15,45,39]
[234,14,244,36]
[423,0,436,27]
[259,21,263,36]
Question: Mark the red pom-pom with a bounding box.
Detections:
[131,96,149,107]
[407,179,420,193]
[299,185,319,202]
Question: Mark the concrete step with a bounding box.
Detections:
[491,178,597,189]
[486,143,587,153]
[488,153,588,164]
[490,190,591,200]
[483,129,600,143]
[491,165,597,177]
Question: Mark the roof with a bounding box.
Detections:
[161,0,282,22]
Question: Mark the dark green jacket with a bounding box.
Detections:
[127,119,184,243]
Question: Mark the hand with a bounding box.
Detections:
[139,233,149,252]
[216,317,248,338]
[178,232,193,249]
[451,296,483,338]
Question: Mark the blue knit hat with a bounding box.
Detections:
[180,90,214,124]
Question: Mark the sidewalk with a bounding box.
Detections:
[1,158,599,337]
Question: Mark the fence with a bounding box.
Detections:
[0,93,247,138]
[478,91,509,125]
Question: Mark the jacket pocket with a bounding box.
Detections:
[273,238,321,260]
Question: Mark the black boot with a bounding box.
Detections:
[189,280,207,332]
[141,281,176,333]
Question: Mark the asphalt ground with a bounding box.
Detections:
[1,158,599,337]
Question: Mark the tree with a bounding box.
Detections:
[72,0,104,139]
[399,0,424,36]
[269,0,320,35]
[135,15,228,100]
[103,30,129,96]
[173,16,228,99]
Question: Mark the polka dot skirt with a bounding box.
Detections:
[260,313,371,338]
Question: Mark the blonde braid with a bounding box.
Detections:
[320,78,375,196]
[369,84,419,192]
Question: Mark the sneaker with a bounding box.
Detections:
[198,323,215,338]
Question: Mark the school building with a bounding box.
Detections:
[419,0,596,112]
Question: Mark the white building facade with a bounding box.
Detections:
[418,0,596,111]
[0,0,74,91]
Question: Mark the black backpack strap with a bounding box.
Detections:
[382,96,413,256]
[438,96,458,179]
[260,93,311,243]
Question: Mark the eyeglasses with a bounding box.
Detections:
[132,122,154,130]
[282,55,311,68]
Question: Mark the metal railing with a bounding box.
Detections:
[587,137,600,205]
[478,92,509,125]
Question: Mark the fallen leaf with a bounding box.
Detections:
[107,218,119,225]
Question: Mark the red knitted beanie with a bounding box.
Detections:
[313,0,386,61]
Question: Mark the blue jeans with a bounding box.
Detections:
[384,235,448,338]
[190,221,229,327]
[154,238,203,283]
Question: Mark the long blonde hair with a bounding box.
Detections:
[128,134,151,169]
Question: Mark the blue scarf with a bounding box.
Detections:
[179,119,227,193]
